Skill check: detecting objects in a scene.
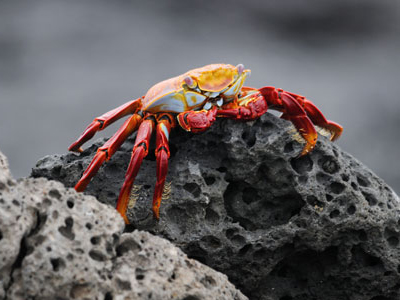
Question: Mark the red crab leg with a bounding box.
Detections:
[217,93,268,120]
[152,114,174,220]
[285,92,343,141]
[177,106,218,133]
[259,87,317,156]
[74,114,142,192]
[116,117,155,224]
[69,98,142,152]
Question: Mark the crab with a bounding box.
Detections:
[69,63,342,223]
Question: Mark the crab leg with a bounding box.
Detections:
[177,106,218,133]
[152,114,174,220]
[116,117,155,223]
[259,87,317,156]
[69,98,142,152]
[285,92,343,141]
[74,114,142,192]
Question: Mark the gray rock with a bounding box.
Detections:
[33,113,400,300]
[0,150,247,300]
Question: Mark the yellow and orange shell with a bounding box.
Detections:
[142,64,245,113]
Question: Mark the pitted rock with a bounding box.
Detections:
[0,150,247,300]
[33,113,400,300]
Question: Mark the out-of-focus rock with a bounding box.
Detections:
[0,150,247,300]
[33,114,400,300]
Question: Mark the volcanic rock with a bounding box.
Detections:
[33,114,400,300]
[0,150,247,300]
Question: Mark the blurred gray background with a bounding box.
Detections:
[1,0,399,194]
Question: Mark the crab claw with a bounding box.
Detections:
[177,106,218,133]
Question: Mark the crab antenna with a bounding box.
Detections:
[184,76,196,88]
[236,64,245,75]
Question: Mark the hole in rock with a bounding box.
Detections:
[224,181,304,231]
[50,257,66,272]
[347,205,356,215]
[329,182,345,194]
[351,245,382,267]
[242,128,257,147]
[384,228,399,247]
[329,210,340,218]
[182,296,201,300]
[316,172,331,184]
[67,199,74,209]
[319,156,339,174]
[58,217,75,240]
[104,292,113,300]
[284,142,294,153]
[49,189,62,199]
[290,155,313,174]
[90,236,101,245]
[216,166,227,173]
[270,247,338,286]
[205,207,219,224]
[136,274,145,281]
[116,238,141,257]
[362,192,378,206]
[89,250,107,261]
[183,183,201,197]
[204,176,216,185]
[116,279,131,291]
[357,175,370,187]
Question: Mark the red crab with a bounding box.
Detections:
[69,63,342,223]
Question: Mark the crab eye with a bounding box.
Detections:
[184,76,197,89]
[236,64,245,75]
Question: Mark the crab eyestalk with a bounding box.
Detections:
[184,76,197,89]
[236,63,245,75]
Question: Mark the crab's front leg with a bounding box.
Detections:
[258,87,317,155]
[259,86,343,141]
[284,90,343,141]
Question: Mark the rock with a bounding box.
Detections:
[0,151,247,300]
[33,114,400,300]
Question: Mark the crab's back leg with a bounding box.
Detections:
[152,114,175,220]
[259,87,317,156]
[74,114,142,192]
[116,117,155,224]
[69,98,142,152]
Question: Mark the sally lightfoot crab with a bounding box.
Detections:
[69,63,342,223]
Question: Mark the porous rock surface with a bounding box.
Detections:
[33,113,400,300]
[0,151,247,300]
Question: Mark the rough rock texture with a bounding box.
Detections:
[0,151,247,300]
[33,114,400,300]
